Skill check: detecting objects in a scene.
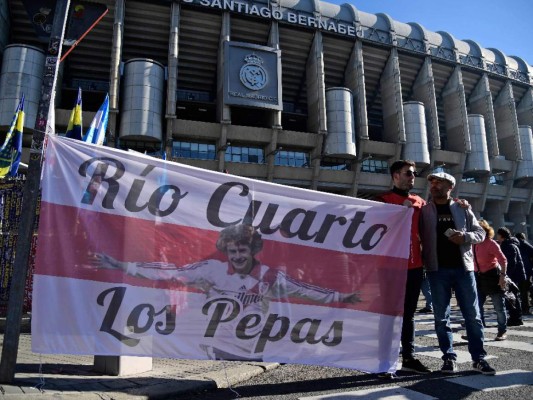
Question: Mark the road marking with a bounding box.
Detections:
[424,333,468,343]
[484,328,533,338]
[414,349,496,364]
[445,369,533,391]
[484,339,533,352]
[299,386,437,399]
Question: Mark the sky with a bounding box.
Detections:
[328,0,533,66]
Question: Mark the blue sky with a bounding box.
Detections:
[328,0,533,66]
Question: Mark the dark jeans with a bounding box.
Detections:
[428,268,486,362]
[401,267,424,359]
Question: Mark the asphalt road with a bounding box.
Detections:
[176,300,533,400]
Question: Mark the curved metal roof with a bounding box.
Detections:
[275,0,530,82]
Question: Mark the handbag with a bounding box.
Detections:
[474,247,503,295]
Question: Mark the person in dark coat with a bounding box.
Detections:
[496,227,526,325]
[515,232,533,314]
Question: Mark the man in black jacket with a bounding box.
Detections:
[496,227,526,325]
[515,232,533,314]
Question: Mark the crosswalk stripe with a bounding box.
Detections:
[414,349,496,363]
[299,386,438,399]
[484,327,533,338]
[445,369,533,391]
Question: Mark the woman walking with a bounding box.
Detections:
[475,220,508,340]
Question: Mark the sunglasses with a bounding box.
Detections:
[402,170,418,177]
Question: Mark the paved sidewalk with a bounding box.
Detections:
[0,333,279,399]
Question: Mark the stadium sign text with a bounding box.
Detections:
[181,0,357,38]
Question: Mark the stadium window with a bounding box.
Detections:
[172,141,216,160]
[462,175,478,183]
[489,174,505,185]
[274,150,310,167]
[361,159,388,174]
[225,145,265,164]
[320,157,352,171]
[119,140,162,156]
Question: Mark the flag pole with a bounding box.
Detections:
[0,0,71,384]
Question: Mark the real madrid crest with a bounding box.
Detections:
[239,53,268,91]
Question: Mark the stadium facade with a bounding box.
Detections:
[1,0,532,237]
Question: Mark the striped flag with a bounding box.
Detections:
[0,95,25,177]
[66,87,83,140]
[84,93,109,145]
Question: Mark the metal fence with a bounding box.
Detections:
[0,177,39,316]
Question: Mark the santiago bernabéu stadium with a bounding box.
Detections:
[0,0,532,236]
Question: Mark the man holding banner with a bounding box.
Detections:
[421,172,495,375]
[93,223,362,361]
[375,160,431,375]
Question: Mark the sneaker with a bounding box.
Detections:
[507,319,524,327]
[460,335,469,341]
[473,359,496,375]
[441,359,457,374]
[402,358,431,374]
[418,306,433,313]
[495,333,507,341]
[377,372,397,379]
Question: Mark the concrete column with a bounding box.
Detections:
[477,176,491,212]
[348,140,369,197]
[266,128,280,181]
[484,201,506,231]
[217,121,230,172]
[306,32,327,135]
[306,32,327,189]
[469,74,499,157]
[441,66,470,153]
[493,81,521,161]
[502,163,518,213]
[344,40,368,140]
[266,21,282,182]
[216,13,231,172]
[450,152,467,198]
[508,203,528,235]
[216,13,231,124]
[411,57,440,150]
[165,2,180,159]
[107,0,125,147]
[516,87,533,127]
[380,48,405,144]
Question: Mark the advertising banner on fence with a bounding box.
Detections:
[32,135,412,373]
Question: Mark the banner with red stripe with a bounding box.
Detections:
[32,135,413,373]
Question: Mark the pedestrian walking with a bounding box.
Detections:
[515,232,533,314]
[474,220,508,340]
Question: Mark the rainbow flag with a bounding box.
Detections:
[0,95,25,177]
[66,87,83,140]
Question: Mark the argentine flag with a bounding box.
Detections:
[84,93,109,145]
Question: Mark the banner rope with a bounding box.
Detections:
[221,361,241,398]
[34,354,45,392]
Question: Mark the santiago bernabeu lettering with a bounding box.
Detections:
[182,0,357,38]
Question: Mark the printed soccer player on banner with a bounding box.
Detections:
[32,134,413,373]
[91,224,362,361]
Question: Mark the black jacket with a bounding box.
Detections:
[500,238,526,284]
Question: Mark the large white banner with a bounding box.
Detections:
[32,135,412,373]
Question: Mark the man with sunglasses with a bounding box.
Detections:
[375,160,431,375]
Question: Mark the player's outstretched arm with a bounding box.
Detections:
[90,253,127,271]
[338,292,362,304]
